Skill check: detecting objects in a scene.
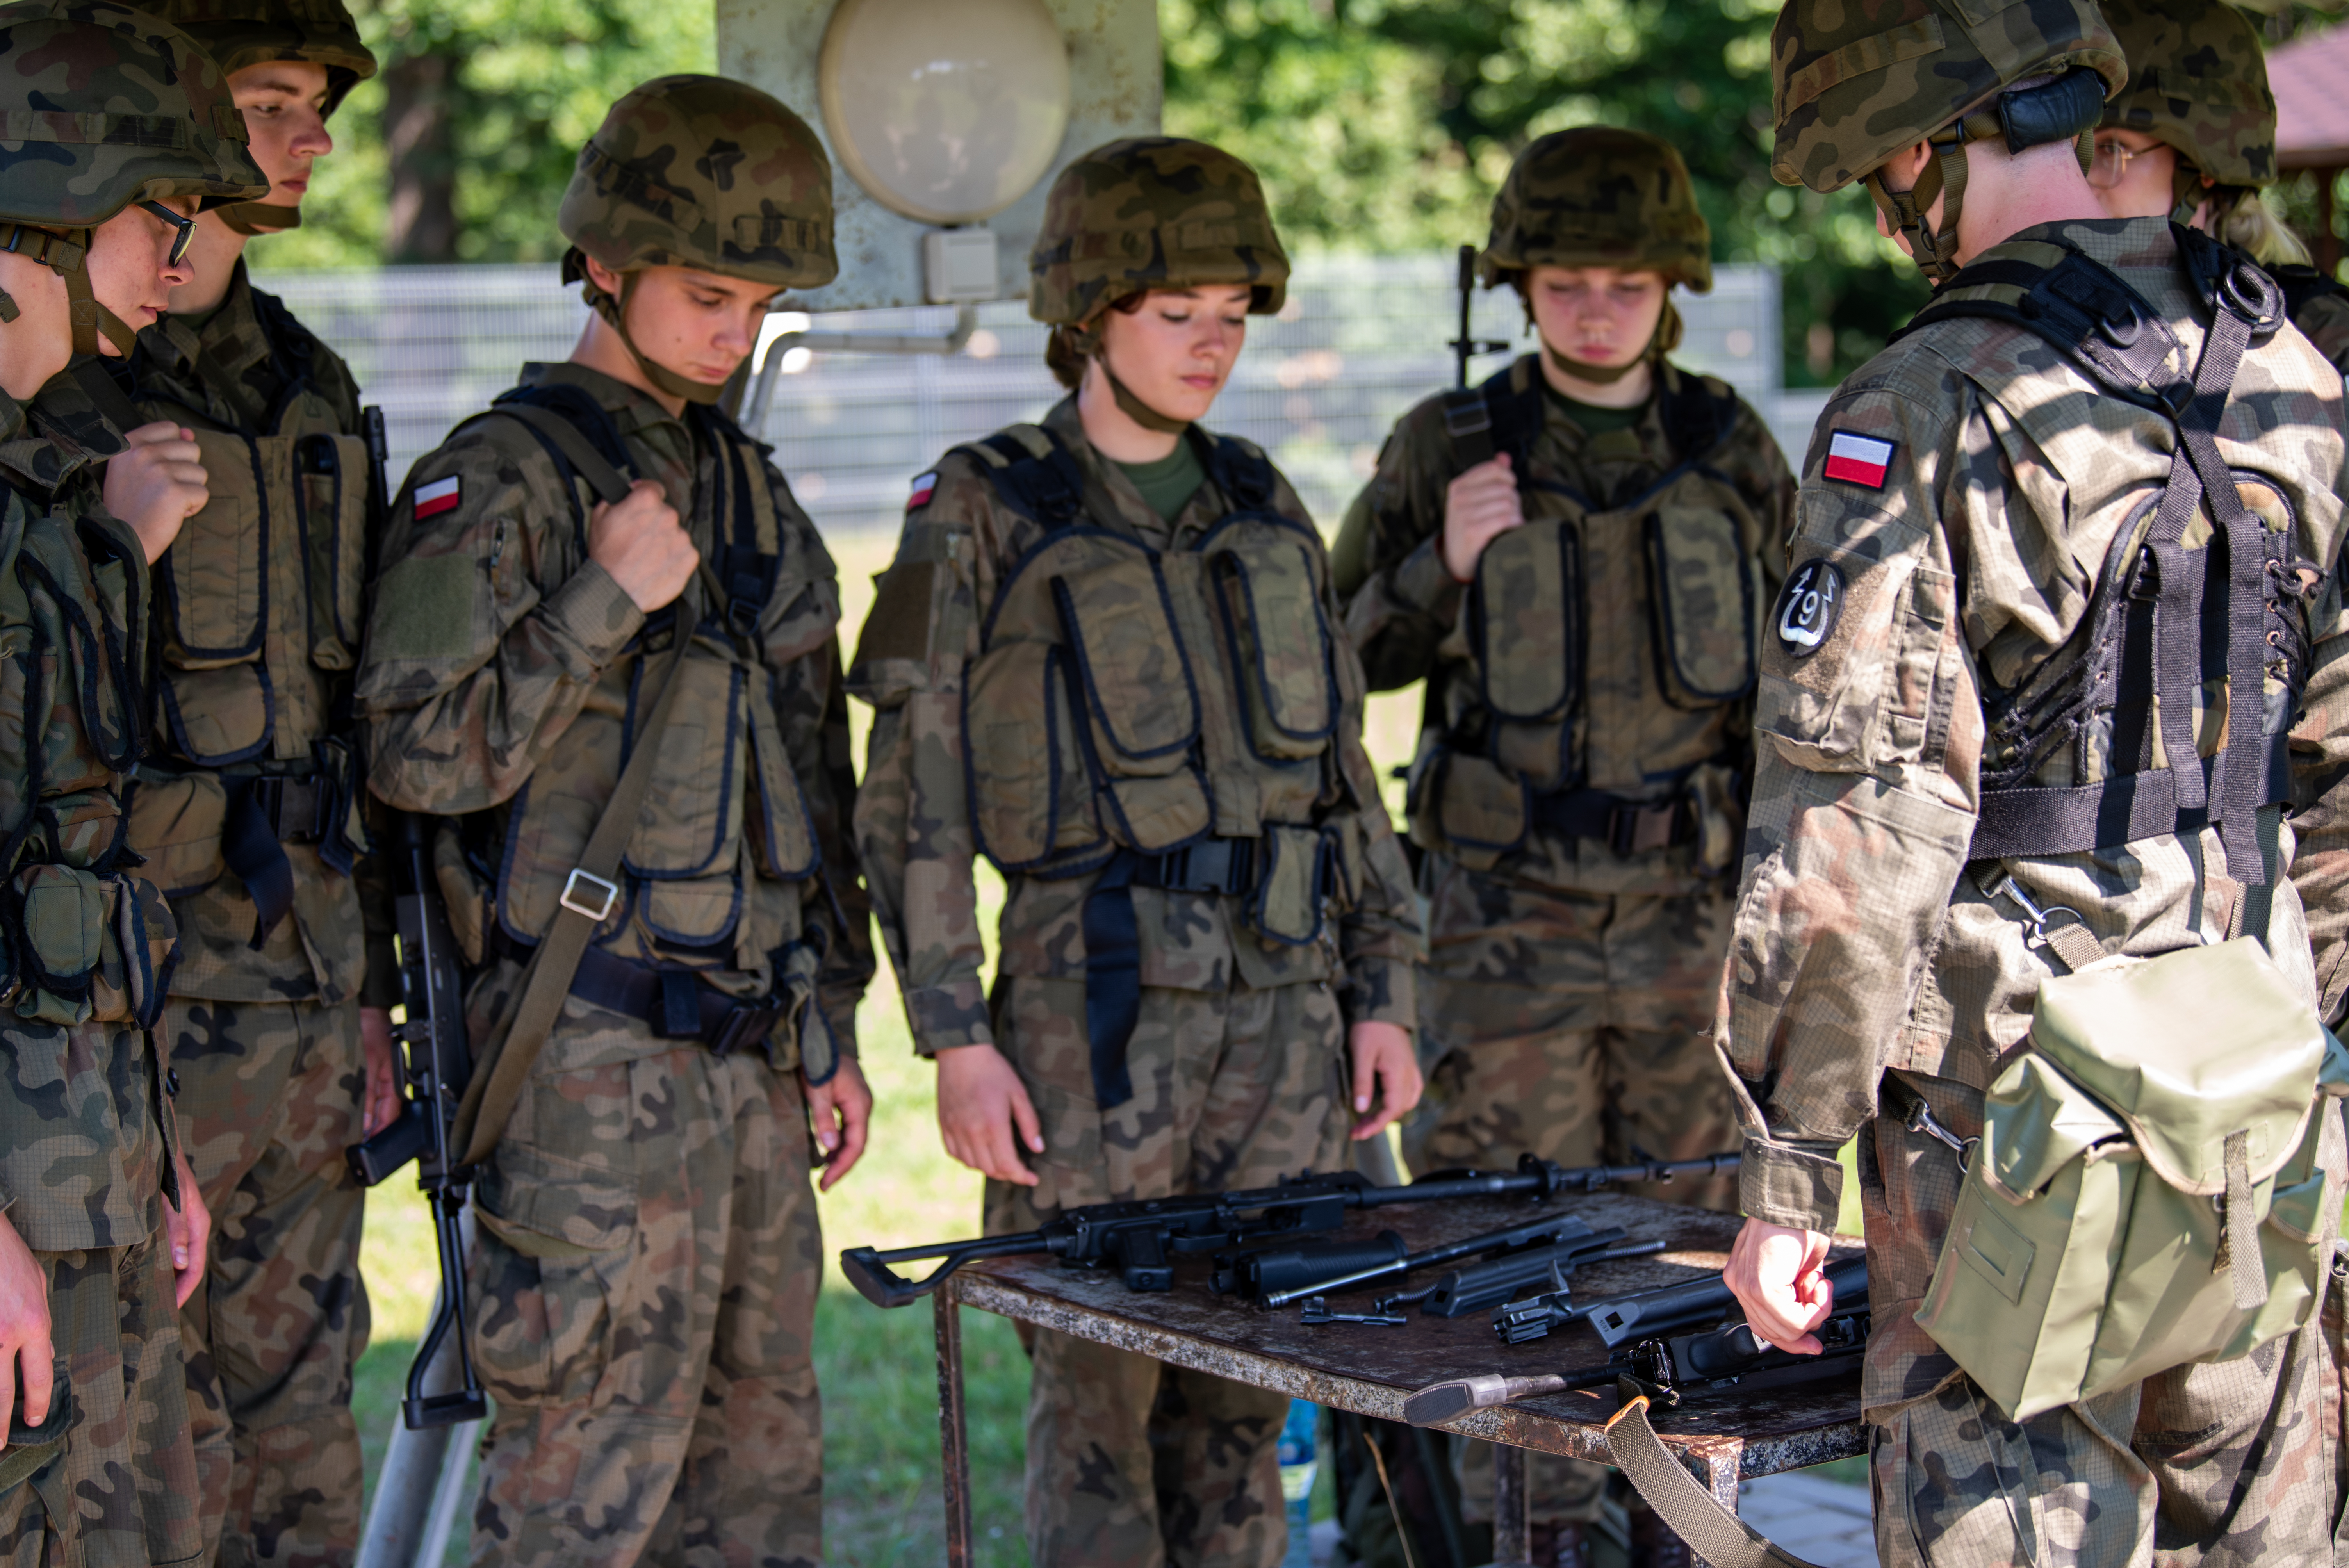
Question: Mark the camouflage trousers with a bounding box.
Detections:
[1406,862,1738,1528]
[1864,1073,2337,1567]
[163,994,369,1568]
[0,1228,202,1568]
[465,990,822,1568]
[983,973,1353,1568]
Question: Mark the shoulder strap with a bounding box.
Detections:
[1603,1397,1829,1568]
[451,628,691,1166]
[456,395,634,508]
[2273,263,2349,323]
[1440,359,1542,476]
[1656,369,1740,464]
[1201,431,1277,512]
[957,423,1089,531]
[67,357,146,438]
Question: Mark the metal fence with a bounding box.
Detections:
[255,254,1831,539]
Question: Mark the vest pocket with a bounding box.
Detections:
[158,663,273,767]
[1209,542,1337,761]
[9,866,160,1026]
[296,434,371,673]
[621,654,745,880]
[127,771,227,897]
[1647,501,1759,707]
[1248,823,1331,946]
[1471,519,1581,722]
[966,640,1101,871]
[157,432,266,669]
[745,692,819,881]
[1410,747,1529,857]
[1052,556,1201,773]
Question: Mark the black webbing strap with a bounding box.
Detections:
[1604,1398,1825,1568]
[965,428,1091,532]
[1082,850,1142,1108]
[460,390,635,514]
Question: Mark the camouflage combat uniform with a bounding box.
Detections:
[1742,6,2349,1564]
[0,6,269,1563]
[852,139,1421,1568]
[109,8,388,1543]
[356,76,866,1568]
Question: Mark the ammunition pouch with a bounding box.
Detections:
[4,863,172,1028]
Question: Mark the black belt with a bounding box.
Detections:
[1530,789,1696,857]
[246,777,323,843]
[1130,837,1258,894]
[494,929,785,1056]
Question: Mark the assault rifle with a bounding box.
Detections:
[841,1151,1739,1309]
[1495,1252,1865,1349]
[345,813,487,1429]
[1406,1260,1871,1425]
[1450,242,1510,388]
[1224,1211,1665,1313]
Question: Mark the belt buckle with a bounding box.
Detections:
[1607,806,1641,859]
[559,868,620,921]
[710,1004,777,1058]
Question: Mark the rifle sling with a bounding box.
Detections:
[452,624,691,1167]
[1603,1395,1828,1568]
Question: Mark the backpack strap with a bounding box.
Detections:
[1896,228,2291,884]
[476,383,638,505]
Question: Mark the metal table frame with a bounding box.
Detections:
[927,1270,1867,1567]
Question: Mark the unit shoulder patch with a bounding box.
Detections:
[1776,558,1845,657]
[1821,430,1895,490]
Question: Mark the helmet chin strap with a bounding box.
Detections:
[0,223,135,356]
[217,201,300,236]
[1536,298,1680,386]
[1090,333,1190,434]
[586,270,727,406]
[1865,127,1973,287]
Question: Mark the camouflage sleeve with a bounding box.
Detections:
[2290,503,2349,1026]
[353,441,400,1010]
[847,458,991,1056]
[1336,396,1464,693]
[355,427,645,814]
[1715,380,1984,1232]
[799,630,874,1057]
[2293,292,2349,382]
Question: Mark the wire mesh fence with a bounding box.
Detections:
[254,253,1829,540]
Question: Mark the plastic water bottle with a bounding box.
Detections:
[1277,1399,1319,1568]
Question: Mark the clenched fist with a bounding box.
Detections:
[589,478,696,612]
[104,421,208,564]
[1441,452,1524,583]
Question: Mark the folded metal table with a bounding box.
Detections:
[924,1189,1868,1566]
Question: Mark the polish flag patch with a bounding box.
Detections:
[412,474,462,519]
[1822,431,1895,490]
[907,471,938,511]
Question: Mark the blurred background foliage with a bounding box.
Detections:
[269,0,2345,385]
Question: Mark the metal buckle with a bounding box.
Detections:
[559,868,620,921]
[1979,872,2085,953]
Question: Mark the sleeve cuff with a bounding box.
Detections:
[905,979,994,1057]
[1737,1133,1845,1232]
[539,560,645,670]
[1394,536,1464,622]
[1341,955,1417,1035]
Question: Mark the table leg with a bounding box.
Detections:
[1492,1440,1531,1567]
[936,1283,974,1568]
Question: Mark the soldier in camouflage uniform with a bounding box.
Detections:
[2087,0,2349,371]
[1330,127,1790,1565]
[851,137,1424,1568]
[0,4,271,1564]
[84,5,395,1561]
[356,74,870,1568]
[1727,4,2349,1565]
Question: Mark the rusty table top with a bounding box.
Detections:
[949,1189,1867,1479]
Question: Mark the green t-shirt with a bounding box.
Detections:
[1544,378,1649,436]
[1114,438,1205,522]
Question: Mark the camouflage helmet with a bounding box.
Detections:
[0,0,267,352]
[2099,0,2275,189]
[1479,127,1711,293]
[1028,137,1291,326]
[1772,0,2125,283]
[142,0,375,116]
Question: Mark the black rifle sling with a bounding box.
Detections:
[1895,228,2287,881]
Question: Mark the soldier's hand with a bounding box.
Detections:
[1441,453,1523,583]
[935,1042,1044,1186]
[167,1147,210,1310]
[0,1212,53,1454]
[1347,1020,1422,1140]
[103,421,208,564]
[588,478,697,611]
[359,1006,400,1138]
[1724,1217,1834,1355]
[805,1056,873,1192]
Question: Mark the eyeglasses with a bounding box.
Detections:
[2086,137,2142,191]
[137,200,198,265]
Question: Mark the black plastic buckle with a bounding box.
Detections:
[1607,802,1687,858]
[709,1002,781,1058]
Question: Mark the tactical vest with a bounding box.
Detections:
[473,384,836,987]
[960,424,1361,950]
[1408,365,1763,864]
[0,491,172,1029]
[104,289,373,953]
[1889,225,2315,886]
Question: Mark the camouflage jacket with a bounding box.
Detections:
[1717,218,2349,1233]
[356,362,870,1074]
[1334,355,1794,895]
[850,397,1422,1057]
[121,259,397,1009]
[0,379,176,1252]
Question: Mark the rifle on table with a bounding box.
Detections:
[1406,1259,1871,1426]
[1494,1231,1815,1347]
[346,812,487,1429]
[841,1151,1740,1309]
[1449,242,1511,388]
[1226,1210,1665,1313]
